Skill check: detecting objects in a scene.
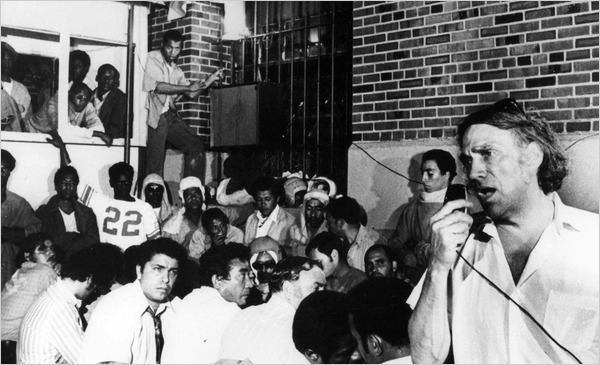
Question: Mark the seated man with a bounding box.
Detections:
[216,154,254,206]
[140,173,174,228]
[93,64,129,139]
[82,238,187,364]
[18,244,119,364]
[1,149,41,288]
[306,232,366,294]
[290,188,330,257]
[326,196,387,272]
[50,130,160,251]
[364,244,398,280]
[187,207,244,260]
[162,243,253,364]
[292,291,357,364]
[162,176,205,248]
[348,278,414,364]
[244,176,296,254]
[35,165,99,258]
[388,149,458,284]
[1,42,31,128]
[219,257,326,364]
[245,236,284,306]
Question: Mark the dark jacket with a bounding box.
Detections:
[95,88,130,139]
[35,195,100,257]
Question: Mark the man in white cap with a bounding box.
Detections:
[162,176,205,247]
[290,188,330,257]
[245,236,283,305]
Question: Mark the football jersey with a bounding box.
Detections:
[79,184,160,251]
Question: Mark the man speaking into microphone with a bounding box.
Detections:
[408,98,599,364]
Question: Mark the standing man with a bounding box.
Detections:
[408,98,599,363]
[326,196,387,272]
[143,29,222,179]
[306,232,366,294]
[219,257,326,364]
[93,64,128,139]
[35,166,99,258]
[81,238,187,364]
[388,149,457,284]
[1,149,41,288]
[1,42,31,125]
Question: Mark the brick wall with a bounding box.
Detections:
[148,2,231,145]
[352,1,599,142]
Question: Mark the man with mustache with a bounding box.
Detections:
[408,98,599,363]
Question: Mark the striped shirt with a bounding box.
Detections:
[17,280,84,364]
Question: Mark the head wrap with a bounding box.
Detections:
[283,177,308,206]
[141,173,172,222]
[308,176,337,198]
[178,176,206,210]
[303,188,330,206]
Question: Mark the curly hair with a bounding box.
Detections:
[458,101,568,194]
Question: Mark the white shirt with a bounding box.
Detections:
[59,209,79,233]
[160,63,175,115]
[81,280,180,364]
[256,204,281,239]
[162,287,241,364]
[216,178,254,206]
[219,294,308,364]
[409,193,599,363]
[92,90,110,112]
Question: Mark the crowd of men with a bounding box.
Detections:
[2,28,598,365]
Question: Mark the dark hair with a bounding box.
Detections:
[69,81,92,97]
[97,64,120,79]
[348,278,413,349]
[198,243,250,287]
[305,231,349,263]
[108,161,134,182]
[163,29,184,44]
[200,207,229,232]
[364,244,398,266]
[422,149,457,183]
[293,291,356,362]
[1,149,16,172]
[117,245,141,285]
[249,175,280,199]
[458,99,569,194]
[136,237,187,271]
[326,196,361,226]
[69,50,91,68]
[15,233,54,268]
[54,165,79,187]
[61,243,123,291]
[269,257,322,294]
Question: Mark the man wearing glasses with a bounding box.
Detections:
[408,98,599,363]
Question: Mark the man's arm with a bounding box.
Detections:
[47,130,71,166]
[408,200,472,363]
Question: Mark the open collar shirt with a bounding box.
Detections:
[448,193,599,363]
[17,280,84,364]
[347,225,388,272]
[81,279,179,364]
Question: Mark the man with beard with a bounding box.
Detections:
[290,188,330,257]
[35,166,99,258]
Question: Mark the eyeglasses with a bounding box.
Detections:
[491,98,524,114]
[252,260,276,271]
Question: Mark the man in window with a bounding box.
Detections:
[93,64,129,139]
[143,29,223,180]
[1,42,31,127]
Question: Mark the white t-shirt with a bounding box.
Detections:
[78,184,160,250]
[59,209,79,233]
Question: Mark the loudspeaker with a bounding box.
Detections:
[210,83,284,148]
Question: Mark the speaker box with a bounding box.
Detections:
[210,83,284,148]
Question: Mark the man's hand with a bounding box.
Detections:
[46,130,65,149]
[93,131,113,146]
[429,199,473,270]
[189,80,204,93]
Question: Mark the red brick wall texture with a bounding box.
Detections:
[352,1,599,143]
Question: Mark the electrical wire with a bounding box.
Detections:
[455,250,583,364]
[351,142,423,185]
[565,133,599,151]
